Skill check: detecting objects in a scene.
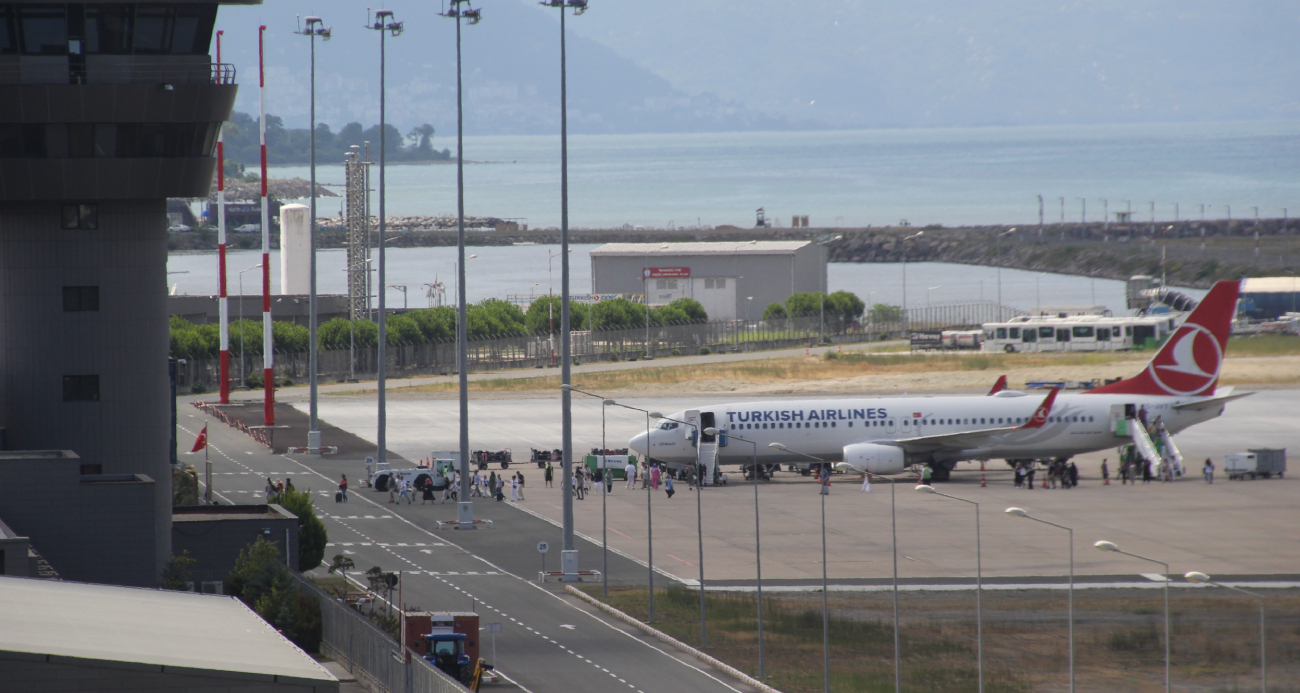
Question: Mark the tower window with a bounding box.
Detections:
[61,204,98,229]
[63,286,100,312]
[63,375,100,402]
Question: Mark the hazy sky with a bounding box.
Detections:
[214,0,1300,134]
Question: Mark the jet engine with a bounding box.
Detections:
[840,443,906,475]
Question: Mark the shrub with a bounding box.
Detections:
[698,346,711,355]
[275,486,328,571]
[227,537,322,653]
[190,380,207,394]
[670,348,681,356]
[160,550,197,590]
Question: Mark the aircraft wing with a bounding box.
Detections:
[863,387,1060,453]
[1171,391,1253,412]
[866,427,1020,453]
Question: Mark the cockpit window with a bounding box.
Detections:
[658,422,679,430]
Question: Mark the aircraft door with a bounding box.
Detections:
[1110,404,1129,436]
[700,412,717,443]
[685,410,700,447]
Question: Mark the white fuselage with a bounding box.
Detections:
[629,391,1228,467]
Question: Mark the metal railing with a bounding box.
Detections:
[174,302,1022,389]
[0,59,234,86]
[288,571,470,693]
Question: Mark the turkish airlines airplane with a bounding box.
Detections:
[629,280,1245,481]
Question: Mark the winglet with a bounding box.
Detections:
[1019,387,1059,429]
[987,375,1008,396]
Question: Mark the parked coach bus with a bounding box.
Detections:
[980,314,1181,353]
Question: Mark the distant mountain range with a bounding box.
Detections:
[214,0,1299,136]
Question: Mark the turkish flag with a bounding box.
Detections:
[191,426,208,453]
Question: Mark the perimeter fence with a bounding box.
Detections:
[288,572,470,693]
[176,301,1021,391]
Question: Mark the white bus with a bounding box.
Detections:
[981,314,1180,353]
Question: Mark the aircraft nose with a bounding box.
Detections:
[629,431,649,458]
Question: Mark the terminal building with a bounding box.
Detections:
[589,241,827,321]
[0,0,248,586]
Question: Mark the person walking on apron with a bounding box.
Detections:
[625,461,637,490]
[664,475,675,499]
[511,474,520,501]
[860,473,872,493]
[545,462,554,488]
[338,475,349,503]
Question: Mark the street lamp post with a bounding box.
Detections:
[917,484,983,693]
[295,15,331,453]
[1185,572,1268,693]
[565,385,659,618]
[1096,541,1170,693]
[900,231,923,318]
[1006,508,1074,693]
[367,9,402,470]
[541,0,588,580]
[441,0,481,530]
[693,431,762,676]
[768,442,834,689]
[772,443,902,693]
[238,264,262,388]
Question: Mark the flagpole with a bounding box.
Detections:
[205,421,212,505]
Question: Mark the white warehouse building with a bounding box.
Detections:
[589,241,827,321]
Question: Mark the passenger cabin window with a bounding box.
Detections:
[1009,327,1020,339]
[1096,328,1110,341]
[1072,326,1094,339]
[1022,329,1037,343]
[1039,327,1054,339]
[1056,329,1071,342]
[1113,327,1122,338]
[996,328,1007,340]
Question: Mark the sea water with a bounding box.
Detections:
[257,120,1300,229]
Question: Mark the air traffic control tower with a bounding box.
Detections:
[0,0,251,584]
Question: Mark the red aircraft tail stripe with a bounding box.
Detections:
[1019,387,1059,429]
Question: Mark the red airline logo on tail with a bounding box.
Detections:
[1087,280,1239,398]
[1019,388,1059,429]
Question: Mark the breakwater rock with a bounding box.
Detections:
[826,221,1296,288]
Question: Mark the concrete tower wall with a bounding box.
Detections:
[0,200,171,577]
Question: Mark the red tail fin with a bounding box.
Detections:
[987,375,1008,396]
[1087,280,1239,397]
[1020,388,1059,429]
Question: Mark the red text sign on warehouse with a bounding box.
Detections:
[643,267,691,278]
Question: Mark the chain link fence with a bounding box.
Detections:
[176,302,1020,391]
[288,572,470,693]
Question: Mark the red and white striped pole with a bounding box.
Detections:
[259,25,275,425]
[216,29,230,404]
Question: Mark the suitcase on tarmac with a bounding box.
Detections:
[335,491,343,503]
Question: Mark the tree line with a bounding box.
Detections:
[220,111,451,168]
[762,291,902,332]
[169,297,711,361]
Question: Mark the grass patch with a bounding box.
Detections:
[1226,334,1300,357]
[382,350,1140,395]
[582,585,1027,693]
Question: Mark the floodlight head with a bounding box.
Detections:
[1094,540,1119,552]
[649,412,663,418]
[1005,507,1028,517]
[914,484,936,494]
[768,442,787,450]
[703,427,717,436]
[1184,571,1211,584]
[602,399,615,406]
[464,8,482,24]
[569,0,588,14]
[375,9,393,19]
